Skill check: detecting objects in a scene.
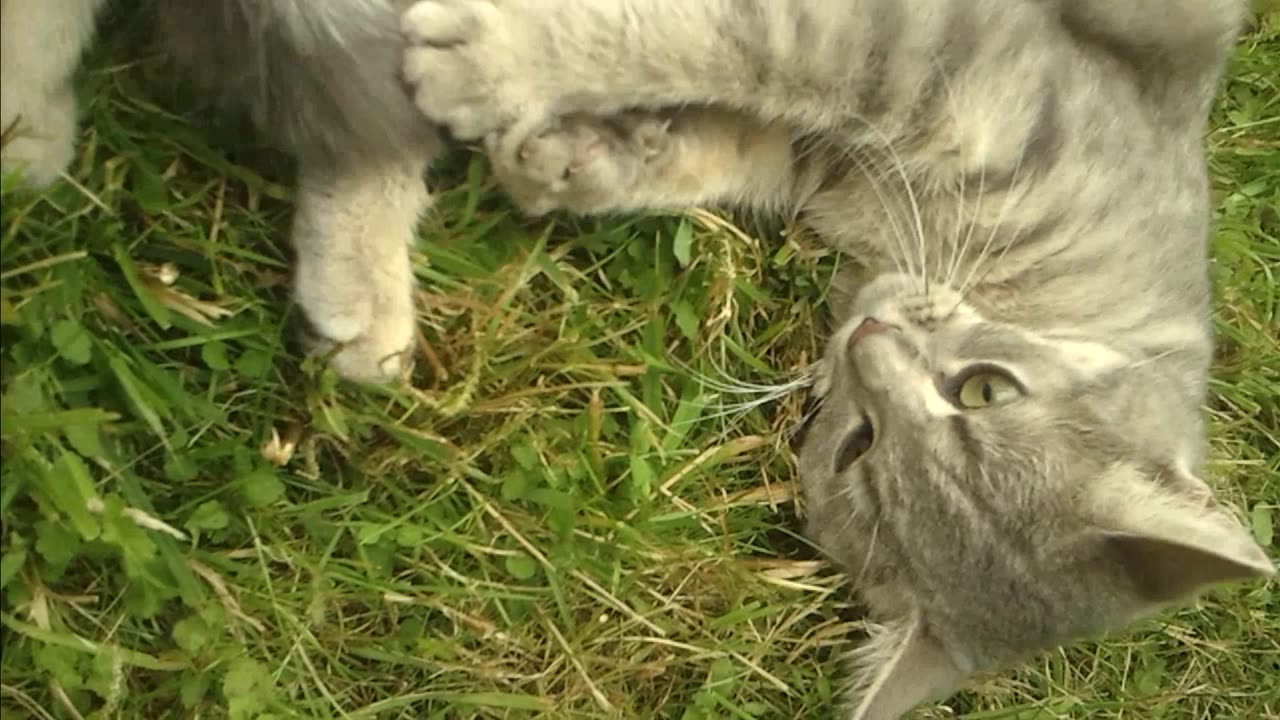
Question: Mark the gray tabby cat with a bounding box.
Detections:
[398,1,1276,717]
[2,0,437,381]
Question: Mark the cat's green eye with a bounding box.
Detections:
[954,368,1023,409]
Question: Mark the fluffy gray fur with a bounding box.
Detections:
[157,0,433,162]
[2,0,443,380]
[399,1,1276,717]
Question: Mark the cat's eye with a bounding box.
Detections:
[951,366,1024,409]
[834,416,874,473]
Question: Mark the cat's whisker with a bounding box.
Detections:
[952,210,1002,306]
[687,388,806,420]
[944,168,969,290]
[787,396,826,443]
[687,385,812,436]
[935,61,973,292]
[688,377,810,395]
[954,174,1024,301]
[830,481,875,551]
[948,149,991,292]
[1121,347,1181,370]
[955,206,1027,313]
[839,117,916,279]
[869,137,932,298]
[946,162,987,292]
[674,353,815,384]
[712,378,811,405]
[679,364,815,395]
[673,360,816,432]
[851,519,881,590]
[952,137,1031,307]
[847,119,932,294]
[845,141,915,280]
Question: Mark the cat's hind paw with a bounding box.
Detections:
[488,112,671,216]
[401,0,549,140]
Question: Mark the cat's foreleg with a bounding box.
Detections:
[1,0,108,186]
[489,108,799,216]
[291,153,430,382]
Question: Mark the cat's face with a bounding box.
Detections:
[797,272,1274,717]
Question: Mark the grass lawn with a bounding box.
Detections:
[1,7,1277,720]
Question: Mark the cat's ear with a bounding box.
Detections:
[846,616,965,720]
[1092,464,1275,604]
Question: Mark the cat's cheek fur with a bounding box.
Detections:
[842,616,966,720]
[0,0,108,187]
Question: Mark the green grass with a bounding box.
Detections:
[2,8,1277,720]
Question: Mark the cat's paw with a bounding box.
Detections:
[309,327,416,384]
[300,298,416,383]
[400,0,552,140]
[296,270,416,383]
[489,112,671,216]
[0,86,78,187]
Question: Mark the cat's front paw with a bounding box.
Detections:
[0,86,78,188]
[295,255,417,383]
[300,295,416,383]
[401,0,552,140]
[489,112,671,216]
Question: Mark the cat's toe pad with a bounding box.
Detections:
[518,122,608,186]
[490,112,670,215]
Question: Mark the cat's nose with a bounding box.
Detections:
[848,317,894,350]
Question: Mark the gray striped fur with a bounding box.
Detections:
[399,1,1275,715]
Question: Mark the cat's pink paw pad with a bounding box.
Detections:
[489,113,671,215]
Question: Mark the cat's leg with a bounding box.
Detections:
[159,0,444,383]
[489,108,799,216]
[0,0,108,186]
[400,0,1051,141]
[291,152,430,382]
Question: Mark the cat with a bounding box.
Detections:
[1,0,439,381]
[397,1,1276,717]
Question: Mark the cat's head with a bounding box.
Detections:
[797,272,1274,720]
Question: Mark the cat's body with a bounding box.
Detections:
[4,1,1273,716]
[2,0,438,380]
[399,1,1275,717]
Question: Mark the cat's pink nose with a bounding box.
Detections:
[849,317,894,349]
